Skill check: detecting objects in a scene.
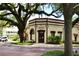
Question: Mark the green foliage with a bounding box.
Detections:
[10,35,34,45]
[42,50,79,56]
[47,35,61,44]
[0,20,8,35]
[11,34,19,41]
[42,50,64,56]
[0,20,7,27]
[11,41,33,45]
[26,40,35,43]
[15,42,33,45]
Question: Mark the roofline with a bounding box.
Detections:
[29,18,64,22]
[29,18,64,25]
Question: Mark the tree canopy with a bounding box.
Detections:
[0,3,62,42]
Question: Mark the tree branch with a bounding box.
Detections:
[4,4,22,23]
[0,16,18,26]
[72,17,79,27]
[0,13,12,16]
[18,3,21,17]
[26,5,62,18]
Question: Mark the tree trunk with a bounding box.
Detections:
[63,4,73,56]
[18,30,26,43]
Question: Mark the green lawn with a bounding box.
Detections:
[42,50,79,56]
[14,42,33,45]
[42,50,64,56]
[11,41,33,45]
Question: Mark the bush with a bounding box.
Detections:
[47,35,61,44]
[12,34,19,41]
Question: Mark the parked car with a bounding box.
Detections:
[0,36,8,42]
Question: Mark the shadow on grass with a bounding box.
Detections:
[42,50,64,56]
[42,50,79,56]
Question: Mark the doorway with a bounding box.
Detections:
[38,30,45,43]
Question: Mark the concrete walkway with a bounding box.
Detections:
[30,43,62,47]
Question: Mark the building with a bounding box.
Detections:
[26,18,79,43]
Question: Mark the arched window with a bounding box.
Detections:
[74,34,78,42]
[30,29,34,34]
[30,29,34,40]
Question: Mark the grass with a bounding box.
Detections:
[14,42,33,45]
[11,41,33,45]
[42,50,64,56]
[10,35,33,45]
[42,50,79,56]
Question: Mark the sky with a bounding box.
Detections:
[29,4,78,22]
[29,4,64,21]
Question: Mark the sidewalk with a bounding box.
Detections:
[0,42,79,48]
[0,42,63,48]
[30,43,63,48]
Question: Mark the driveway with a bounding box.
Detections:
[0,42,79,56]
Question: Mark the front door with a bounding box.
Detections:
[38,30,45,43]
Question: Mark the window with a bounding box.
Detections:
[58,31,62,38]
[50,31,55,36]
[30,29,34,34]
[30,29,34,40]
[74,34,78,42]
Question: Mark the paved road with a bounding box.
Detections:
[0,42,79,56]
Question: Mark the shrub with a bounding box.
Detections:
[12,34,19,41]
[47,35,61,44]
